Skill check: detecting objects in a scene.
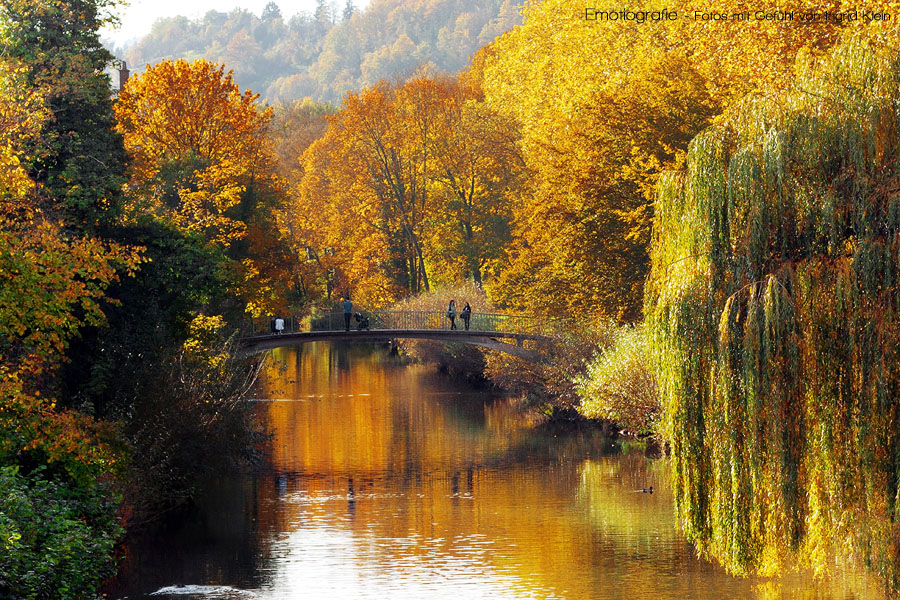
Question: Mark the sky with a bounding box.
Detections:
[100,0,370,48]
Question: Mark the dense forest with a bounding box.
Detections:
[109,0,521,103]
[4,0,900,597]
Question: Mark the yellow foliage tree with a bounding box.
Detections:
[0,64,46,207]
[481,0,887,320]
[426,79,522,287]
[298,105,407,306]
[115,59,298,315]
[295,72,523,307]
[0,59,139,481]
[0,60,140,385]
[115,59,273,247]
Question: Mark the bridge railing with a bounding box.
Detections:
[241,311,570,338]
[309,310,565,337]
[241,315,302,336]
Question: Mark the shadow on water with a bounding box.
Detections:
[106,342,882,600]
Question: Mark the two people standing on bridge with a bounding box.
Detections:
[447,300,472,330]
[270,316,285,334]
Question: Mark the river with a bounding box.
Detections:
[107,342,881,599]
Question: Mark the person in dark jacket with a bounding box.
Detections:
[343,297,353,331]
[461,302,471,330]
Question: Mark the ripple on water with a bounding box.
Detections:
[150,585,258,599]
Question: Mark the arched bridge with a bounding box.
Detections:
[239,311,563,361]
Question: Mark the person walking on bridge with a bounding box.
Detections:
[447,299,457,330]
[461,302,471,330]
[343,296,353,331]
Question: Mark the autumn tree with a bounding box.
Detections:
[647,33,900,590]
[46,56,274,527]
[481,0,867,321]
[488,51,718,320]
[115,59,296,315]
[116,59,272,245]
[302,81,434,299]
[298,104,407,305]
[295,71,523,306]
[267,99,346,306]
[0,1,139,422]
[0,7,135,536]
[0,50,134,600]
[0,61,139,395]
[425,77,521,286]
[269,99,334,179]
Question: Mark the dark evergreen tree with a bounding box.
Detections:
[315,0,333,29]
[262,1,282,21]
[1,0,127,232]
[343,0,356,21]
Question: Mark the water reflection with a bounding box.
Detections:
[109,342,881,599]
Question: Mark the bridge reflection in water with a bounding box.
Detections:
[239,311,564,361]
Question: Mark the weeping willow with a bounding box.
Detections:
[646,33,900,592]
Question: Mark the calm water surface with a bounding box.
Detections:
[107,342,881,600]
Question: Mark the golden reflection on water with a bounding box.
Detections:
[245,343,880,600]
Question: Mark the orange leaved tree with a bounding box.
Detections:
[115,59,274,247]
[115,59,297,315]
[295,72,522,306]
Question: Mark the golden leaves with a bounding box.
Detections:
[480,0,899,322]
[0,57,141,384]
[0,217,143,379]
[0,62,48,207]
[294,73,523,305]
[115,59,274,247]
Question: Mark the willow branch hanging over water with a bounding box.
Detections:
[646,32,900,593]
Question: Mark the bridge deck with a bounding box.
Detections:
[239,311,566,361]
[239,328,552,361]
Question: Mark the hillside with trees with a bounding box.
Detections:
[109,0,521,104]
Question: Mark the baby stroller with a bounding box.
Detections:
[354,312,370,331]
